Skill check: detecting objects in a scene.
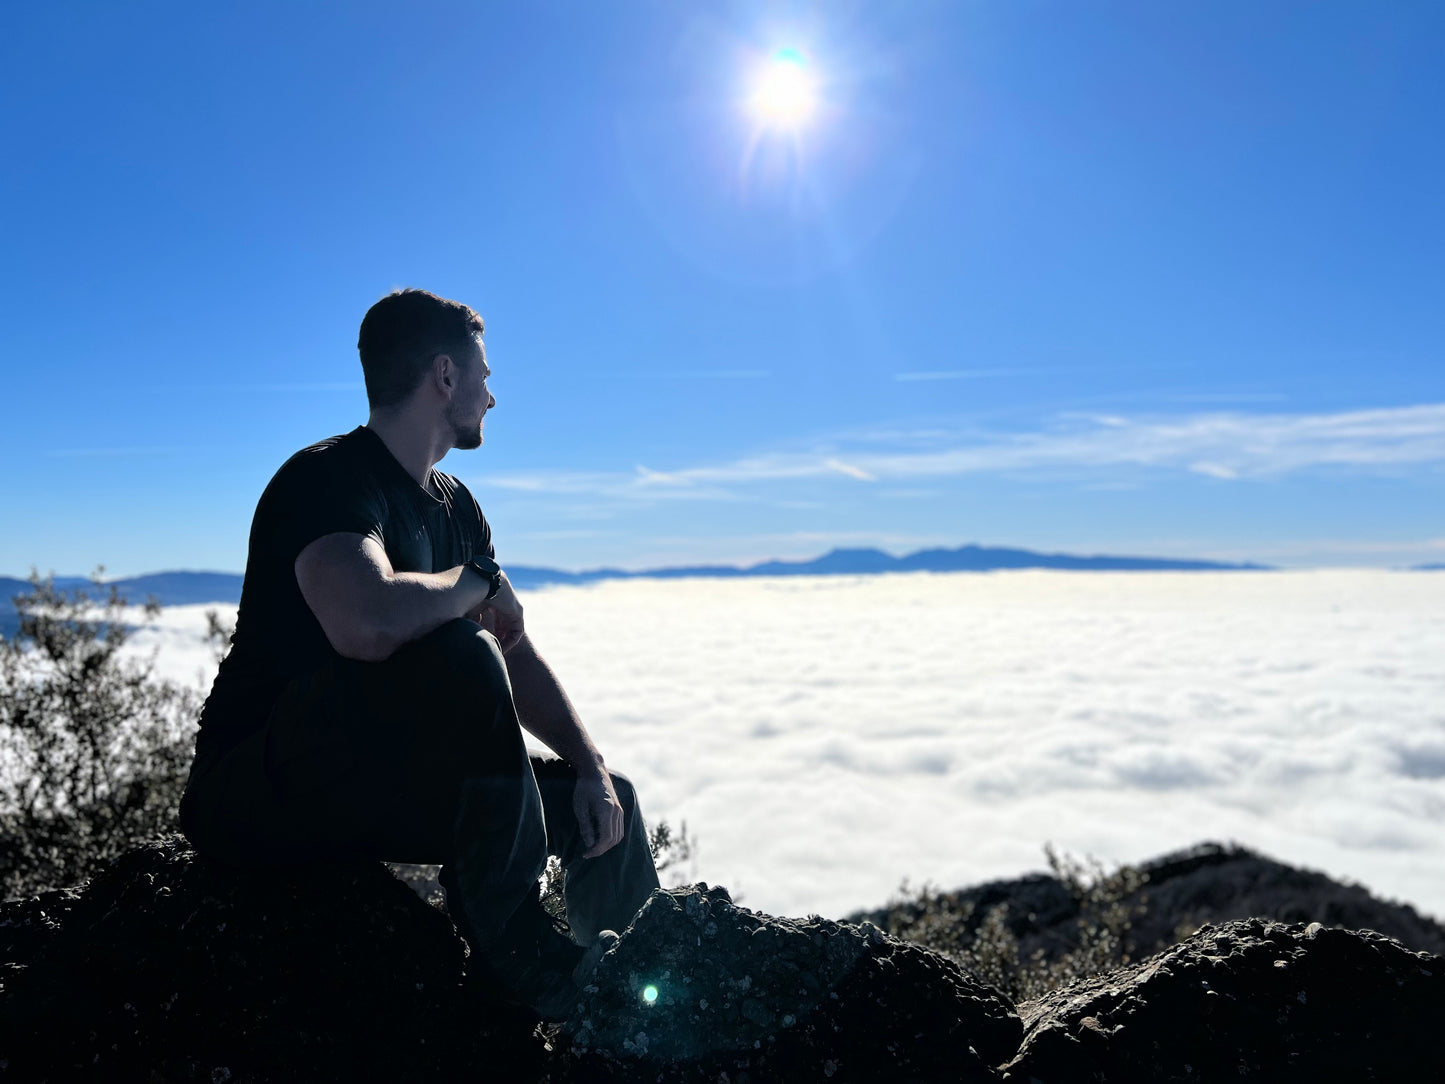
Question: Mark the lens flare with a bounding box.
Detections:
[749,49,816,128]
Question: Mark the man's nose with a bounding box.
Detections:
[488,393,496,409]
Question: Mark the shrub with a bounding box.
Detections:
[882,845,1148,1002]
[0,572,199,899]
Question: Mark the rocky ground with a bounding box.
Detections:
[852,841,1445,965]
[1,836,1441,1081]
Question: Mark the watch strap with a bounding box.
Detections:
[468,554,503,601]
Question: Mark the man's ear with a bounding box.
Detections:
[432,352,457,398]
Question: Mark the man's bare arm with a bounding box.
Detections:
[294,532,495,662]
[507,632,625,857]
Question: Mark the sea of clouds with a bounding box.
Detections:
[130,571,1445,922]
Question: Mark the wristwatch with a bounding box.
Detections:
[467,553,504,601]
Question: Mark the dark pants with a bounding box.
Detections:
[179,618,659,949]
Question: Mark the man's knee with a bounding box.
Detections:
[407,618,509,698]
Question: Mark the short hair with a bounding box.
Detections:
[357,289,485,410]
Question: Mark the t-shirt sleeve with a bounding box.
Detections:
[455,479,496,563]
[252,449,389,563]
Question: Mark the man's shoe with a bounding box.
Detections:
[477,893,619,1022]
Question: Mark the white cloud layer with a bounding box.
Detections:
[483,401,1445,498]
[132,570,1445,922]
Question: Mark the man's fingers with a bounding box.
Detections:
[575,777,623,858]
[593,806,623,856]
[580,808,620,859]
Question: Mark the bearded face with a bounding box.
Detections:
[446,335,492,450]
[447,394,485,450]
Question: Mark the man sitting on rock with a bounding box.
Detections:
[179,288,660,1021]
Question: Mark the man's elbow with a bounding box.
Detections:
[325,621,395,663]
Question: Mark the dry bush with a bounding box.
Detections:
[0,572,200,899]
[883,844,1149,1002]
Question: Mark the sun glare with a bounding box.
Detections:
[749,49,817,128]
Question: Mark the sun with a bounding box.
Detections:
[748,48,817,129]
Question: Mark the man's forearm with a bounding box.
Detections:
[295,533,495,662]
[505,633,607,777]
[368,565,489,658]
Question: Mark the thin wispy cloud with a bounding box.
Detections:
[613,370,771,380]
[146,382,366,394]
[1144,392,1290,405]
[206,382,366,393]
[251,382,366,392]
[823,458,875,481]
[46,446,186,458]
[894,368,1036,381]
[482,402,1445,499]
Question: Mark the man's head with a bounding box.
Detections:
[357,288,493,449]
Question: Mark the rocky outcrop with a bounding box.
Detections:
[1125,843,1445,958]
[558,883,1020,1082]
[0,836,542,1081]
[3,839,1443,1082]
[852,842,1445,965]
[0,839,1016,1082]
[1001,917,1445,1082]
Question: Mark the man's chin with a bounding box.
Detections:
[453,427,484,451]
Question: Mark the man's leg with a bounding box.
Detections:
[181,618,549,947]
[531,757,662,946]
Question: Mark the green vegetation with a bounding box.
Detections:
[881,845,1148,1003]
[0,573,199,899]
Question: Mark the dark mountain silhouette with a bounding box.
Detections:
[506,544,1270,590]
[3,545,1270,627]
[1,572,245,606]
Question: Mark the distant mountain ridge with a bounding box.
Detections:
[1,545,1268,619]
[504,544,1269,590]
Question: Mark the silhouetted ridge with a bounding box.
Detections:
[2,546,1272,619]
[507,543,1268,589]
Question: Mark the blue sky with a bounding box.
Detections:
[2,1,1442,577]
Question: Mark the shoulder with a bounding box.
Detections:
[257,429,388,515]
[434,471,495,552]
[435,471,484,513]
[434,471,481,519]
[432,469,466,501]
[266,429,370,488]
[249,430,393,555]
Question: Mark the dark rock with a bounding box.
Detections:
[557,883,1021,1082]
[1125,843,1445,957]
[1001,917,1445,1083]
[10,838,1443,1083]
[0,886,82,967]
[851,841,1445,965]
[0,835,543,1081]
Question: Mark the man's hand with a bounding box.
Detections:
[472,572,525,653]
[573,769,625,859]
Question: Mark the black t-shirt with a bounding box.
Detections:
[195,425,495,759]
